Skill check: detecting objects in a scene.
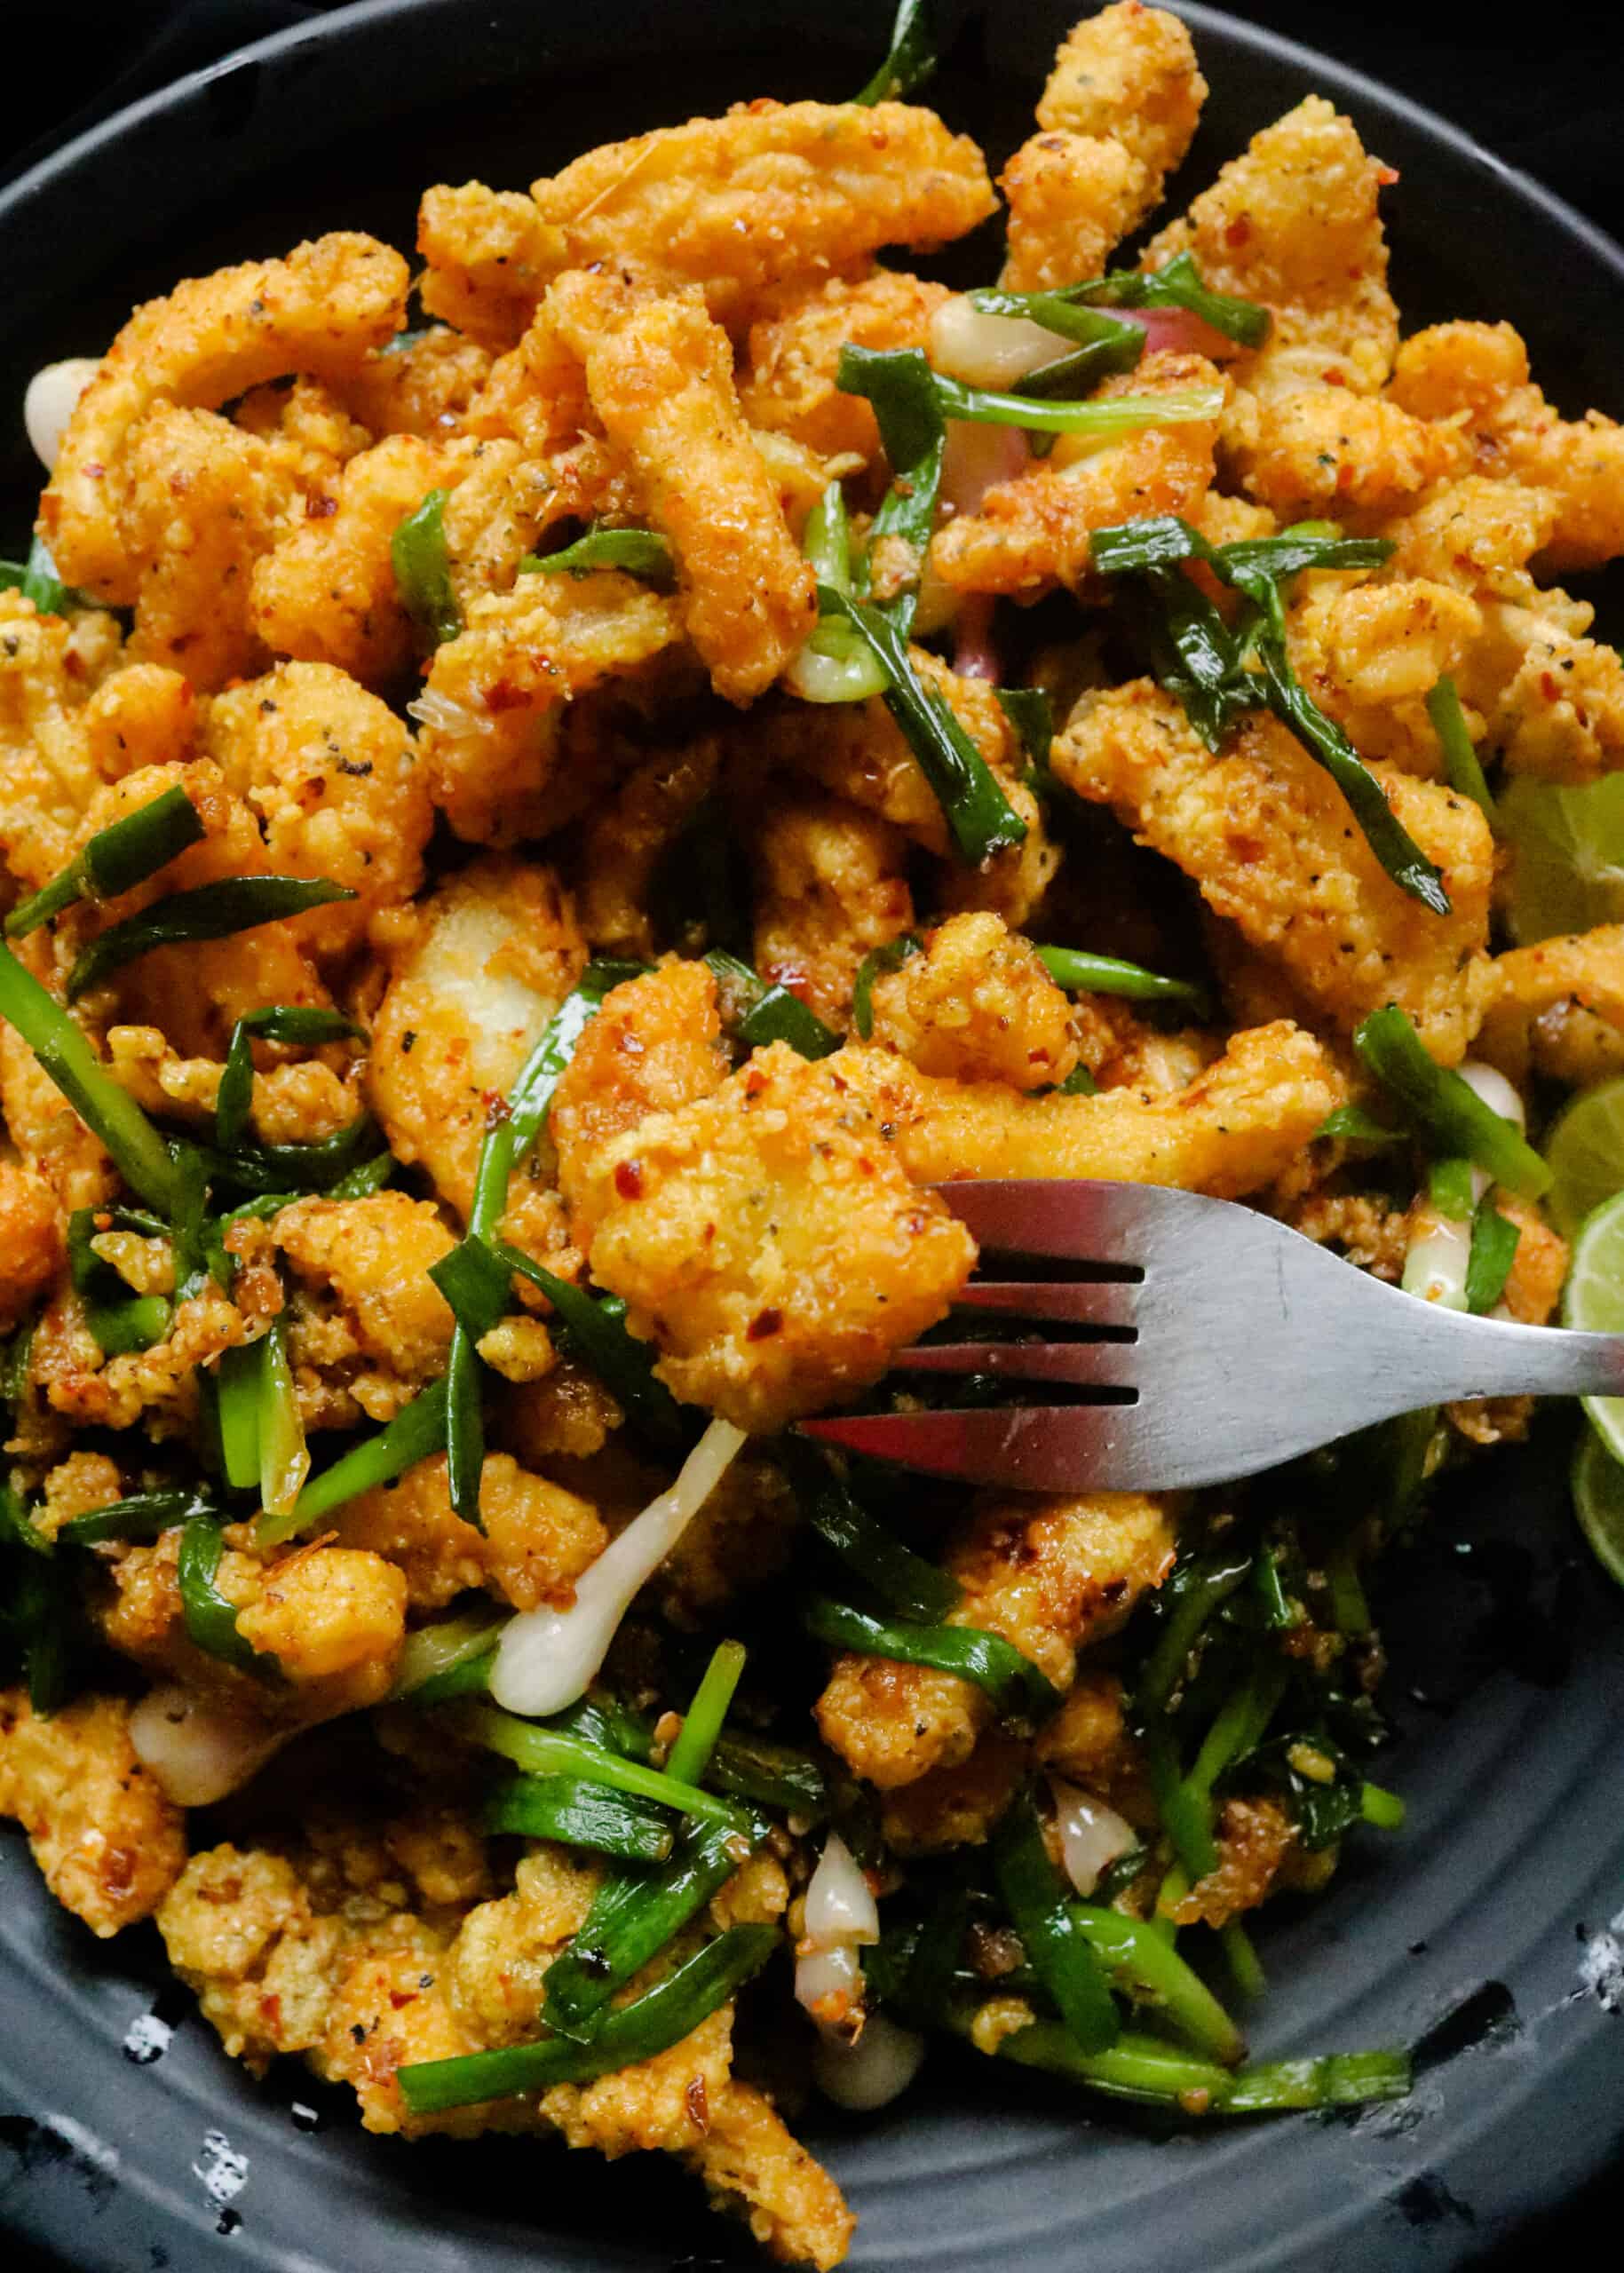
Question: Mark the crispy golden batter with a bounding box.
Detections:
[754,652,1015,853]
[527,102,995,330]
[817,1493,1176,1788]
[1224,385,1464,519]
[333,1451,606,1612]
[1037,0,1208,157]
[1166,1794,1299,1927]
[166,1826,852,2262]
[0,590,132,891]
[573,738,722,957]
[1001,3,1206,292]
[1000,132,1149,297]
[1389,320,1624,573]
[867,911,1080,1089]
[1470,599,1624,782]
[116,405,289,690]
[831,1023,1337,1197]
[742,271,949,461]
[1287,575,1483,773]
[235,1547,408,1684]
[1476,927,1624,1084]
[549,277,817,704]
[1145,95,1398,397]
[0,1159,62,1331]
[203,663,433,958]
[367,854,586,1224]
[576,1041,977,1433]
[930,353,1223,596]
[33,1277,249,1437]
[416,185,569,352]
[416,571,684,844]
[1053,681,1493,1060]
[750,792,914,1028]
[878,1734,1030,1855]
[273,1193,456,1386]
[337,326,495,439]
[685,2082,855,2270]
[45,233,408,604]
[551,960,731,1238]
[250,435,455,682]
[73,773,329,1057]
[0,1688,187,1935]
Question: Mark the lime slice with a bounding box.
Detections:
[1544,1078,1624,1237]
[1562,1185,1624,1461]
[1571,1424,1624,1588]
[1499,772,1624,946]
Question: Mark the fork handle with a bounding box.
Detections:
[1396,1308,1624,1406]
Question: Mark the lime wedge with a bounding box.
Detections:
[1544,1078,1624,1238]
[1571,1424,1624,1589]
[1499,773,1624,946]
[1562,1185,1624,1461]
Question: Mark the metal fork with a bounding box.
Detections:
[800,1180,1624,1493]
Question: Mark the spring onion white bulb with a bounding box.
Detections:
[1402,1211,1473,1311]
[784,637,888,705]
[1456,1060,1526,1133]
[812,2010,927,2111]
[796,1938,864,2031]
[24,358,99,472]
[929,295,1073,390]
[489,1417,747,1717]
[1048,1776,1137,1897]
[804,1832,880,1949]
[130,1683,289,1806]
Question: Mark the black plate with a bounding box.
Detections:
[3,4,1624,2266]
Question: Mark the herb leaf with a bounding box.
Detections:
[6,785,207,939]
[521,527,675,584]
[854,0,938,105]
[392,488,460,647]
[67,877,355,1002]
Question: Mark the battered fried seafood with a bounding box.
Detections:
[4,6,1621,2263]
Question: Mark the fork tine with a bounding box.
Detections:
[896,1341,1138,1386]
[954,1280,1138,1329]
[931,1178,1168,1263]
[798,1406,1133,1493]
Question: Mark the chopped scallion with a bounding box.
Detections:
[1353,1007,1549,1198]
[67,877,355,1002]
[5,785,206,939]
[392,488,460,647]
[804,1595,1059,1721]
[399,1924,777,2112]
[520,527,675,583]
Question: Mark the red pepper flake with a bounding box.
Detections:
[614,1160,645,1200]
[1321,368,1347,387]
[1541,671,1561,701]
[1224,216,1251,249]
[747,1308,783,1342]
[484,678,535,713]
[685,2077,710,2134]
[305,493,339,519]
[1376,164,1400,186]
[83,462,105,479]
[388,1990,417,2010]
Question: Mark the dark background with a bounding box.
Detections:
[0,2,1619,2267]
[1,0,1618,236]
